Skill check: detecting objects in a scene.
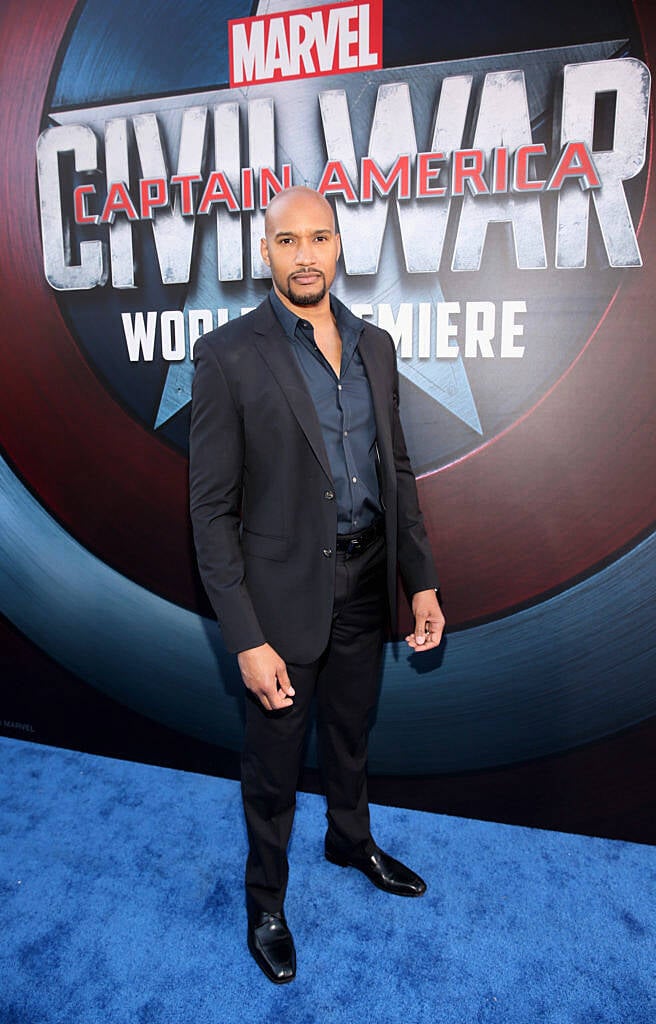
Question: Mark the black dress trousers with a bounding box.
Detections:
[241,535,388,915]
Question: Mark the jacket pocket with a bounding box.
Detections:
[241,528,289,562]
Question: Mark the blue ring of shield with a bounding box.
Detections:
[10,0,652,771]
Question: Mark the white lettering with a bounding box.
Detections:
[122,302,528,362]
[464,302,495,358]
[288,13,316,75]
[378,303,414,358]
[231,21,266,85]
[358,3,378,67]
[556,58,649,269]
[230,2,380,85]
[189,310,214,360]
[161,311,186,361]
[436,302,461,358]
[265,18,291,78]
[36,124,107,290]
[337,6,359,71]
[122,311,157,362]
[500,300,526,357]
[312,8,341,72]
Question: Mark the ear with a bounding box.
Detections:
[335,233,341,262]
[260,236,270,267]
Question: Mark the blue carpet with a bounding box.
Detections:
[0,737,654,1024]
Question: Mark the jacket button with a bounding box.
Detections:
[324,490,335,500]
[322,548,333,558]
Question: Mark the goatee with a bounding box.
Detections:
[283,272,327,307]
[288,285,327,306]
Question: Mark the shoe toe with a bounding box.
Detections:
[326,838,427,897]
[248,913,296,984]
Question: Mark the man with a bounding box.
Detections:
[189,186,444,984]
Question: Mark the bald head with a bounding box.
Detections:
[264,186,335,235]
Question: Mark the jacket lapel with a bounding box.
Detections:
[358,325,393,458]
[251,301,334,483]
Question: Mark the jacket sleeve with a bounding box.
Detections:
[189,339,266,654]
[389,340,440,598]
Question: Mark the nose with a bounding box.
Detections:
[294,238,316,265]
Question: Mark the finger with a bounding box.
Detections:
[426,619,444,645]
[405,631,440,652]
[276,663,295,697]
[270,689,294,710]
[258,675,280,710]
[413,614,428,646]
[263,676,293,708]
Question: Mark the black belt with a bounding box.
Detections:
[335,517,384,557]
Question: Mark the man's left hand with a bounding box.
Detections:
[406,589,445,652]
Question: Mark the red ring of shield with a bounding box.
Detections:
[0,0,654,628]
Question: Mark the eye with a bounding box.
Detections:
[278,237,294,245]
[314,234,328,242]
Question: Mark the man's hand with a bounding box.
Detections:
[406,589,445,652]
[237,643,295,711]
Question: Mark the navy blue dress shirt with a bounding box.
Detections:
[269,289,381,534]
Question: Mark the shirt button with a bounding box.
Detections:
[322,548,333,558]
[352,476,357,483]
[337,384,343,391]
[324,490,335,500]
[343,430,348,437]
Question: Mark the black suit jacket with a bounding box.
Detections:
[189,296,438,664]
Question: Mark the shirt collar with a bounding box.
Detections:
[268,288,364,342]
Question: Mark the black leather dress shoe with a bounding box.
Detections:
[247,910,296,984]
[325,839,427,897]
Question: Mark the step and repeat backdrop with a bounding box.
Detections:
[1,0,655,840]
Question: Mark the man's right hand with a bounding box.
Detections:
[237,643,295,711]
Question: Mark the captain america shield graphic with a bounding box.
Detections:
[0,0,655,772]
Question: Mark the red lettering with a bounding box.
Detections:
[74,184,98,225]
[317,160,358,202]
[171,173,202,215]
[452,150,489,197]
[513,144,546,192]
[417,152,446,197]
[198,171,239,214]
[241,167,255,211]
[259,165,293,208]
[546,142,601,191]
[492,147,509,194]
[361,156,411,201]
[139,177,169,219]
[100,182,139,224]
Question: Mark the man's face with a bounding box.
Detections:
[261,190,341,310]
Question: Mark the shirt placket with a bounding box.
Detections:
[337,380,361,531]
